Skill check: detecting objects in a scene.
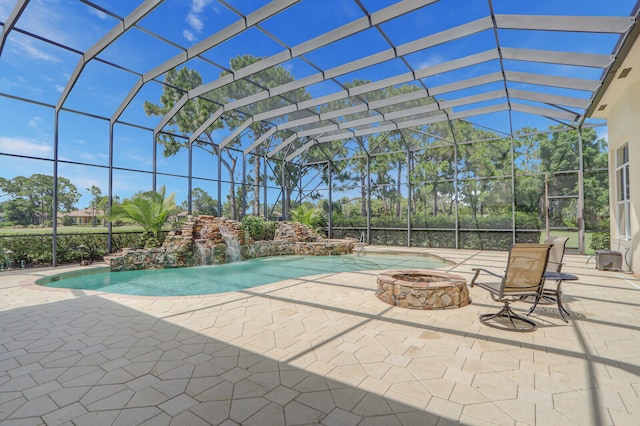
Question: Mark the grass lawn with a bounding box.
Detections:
[540,230,601,255]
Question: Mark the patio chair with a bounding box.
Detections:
[470,243,552,331]
[526,236,572,320]
[544,236,569,273]
[523,236,568,304]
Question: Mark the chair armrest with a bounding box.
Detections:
[470,268,505,286]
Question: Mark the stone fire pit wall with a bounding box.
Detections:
[376,270,470,310]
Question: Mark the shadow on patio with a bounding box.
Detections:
[1,248,639,425]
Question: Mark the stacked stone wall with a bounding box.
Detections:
[274,222,321,242]
[105,216,352,271]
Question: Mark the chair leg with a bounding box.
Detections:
[479,301,537,332]
[556,281,570,323]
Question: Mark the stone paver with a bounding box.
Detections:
[0,247,638,425]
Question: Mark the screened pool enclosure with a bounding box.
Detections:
[1,0,639,264]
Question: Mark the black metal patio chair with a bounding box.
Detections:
[470,243,552,332]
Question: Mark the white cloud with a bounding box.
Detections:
[417,55,443,71]
[77,151,109,163]
[183,30,195,43]
[63,174,102,192]
[88,8,108,20]
[123,153,153,169]
[28,116,42,128]
[186,12,205,32]
[10,37,61,63]
[192,0,212,14]
[184,0,215,42]
[0,136,52,157]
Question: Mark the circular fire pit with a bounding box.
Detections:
[376,269,470,309]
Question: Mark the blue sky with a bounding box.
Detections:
[0,0,635,209]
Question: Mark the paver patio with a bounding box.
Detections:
[1,247,639,425]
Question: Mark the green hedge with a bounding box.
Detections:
[334,212,542,230]
[590,232,610,251]
[329,212,541,250]
[331,228,540,251]
[0,231,167,268]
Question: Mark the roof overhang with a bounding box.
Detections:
[590,9,640,118]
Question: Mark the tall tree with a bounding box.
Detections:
[143,67,232,214]
[86,185,102,226]
[540,127,609,228]
[217,55,311,217]
[145,58,311,220]
[181,187,218,216]
[0,174,80,226]
[301,81,432,219]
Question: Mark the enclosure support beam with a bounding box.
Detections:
[328,160,333,239]
[298,172,303,208]
[217,147,222,219]
[578,128,586,254]
[0,0,28,57]
[545,175,550,238]
[510,136,516,245]
[406,148,412,247]
[242,152,247,219]
[281,160,286,220]
[263,155,268,219]
[152,133,157,191]
[52,109,59,267]
[108,123,114,254]
[454,142,460,250]
[188,142,193,215]
[366,154,371,245]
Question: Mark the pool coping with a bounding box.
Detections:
[18,247,456,300]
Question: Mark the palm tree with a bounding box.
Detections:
[291,204,324,232]
[109,186,177,247]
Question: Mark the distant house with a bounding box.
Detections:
[59,209,104,226]
[168,211,189,222]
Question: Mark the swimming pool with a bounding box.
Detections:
[37,253,449,297]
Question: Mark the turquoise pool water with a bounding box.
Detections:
[37,253,448,297]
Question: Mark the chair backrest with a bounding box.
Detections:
[543,236,569,272]
[502,243,552,295]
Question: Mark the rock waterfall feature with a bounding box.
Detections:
[105,216,353,272]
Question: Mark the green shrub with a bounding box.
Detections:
[241,216,276,241]
[371,229,407,245]
[590,232,610,251]
[514,211,543,229]
[0,231,157,267]
[410,230,456,248]
[111,232,148,251]
[410,214,456,229]
[332,215,367,227]
[137,233,160,249]
[291,205,325,232]
[331,227,365,240]
[370,216,407,228]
